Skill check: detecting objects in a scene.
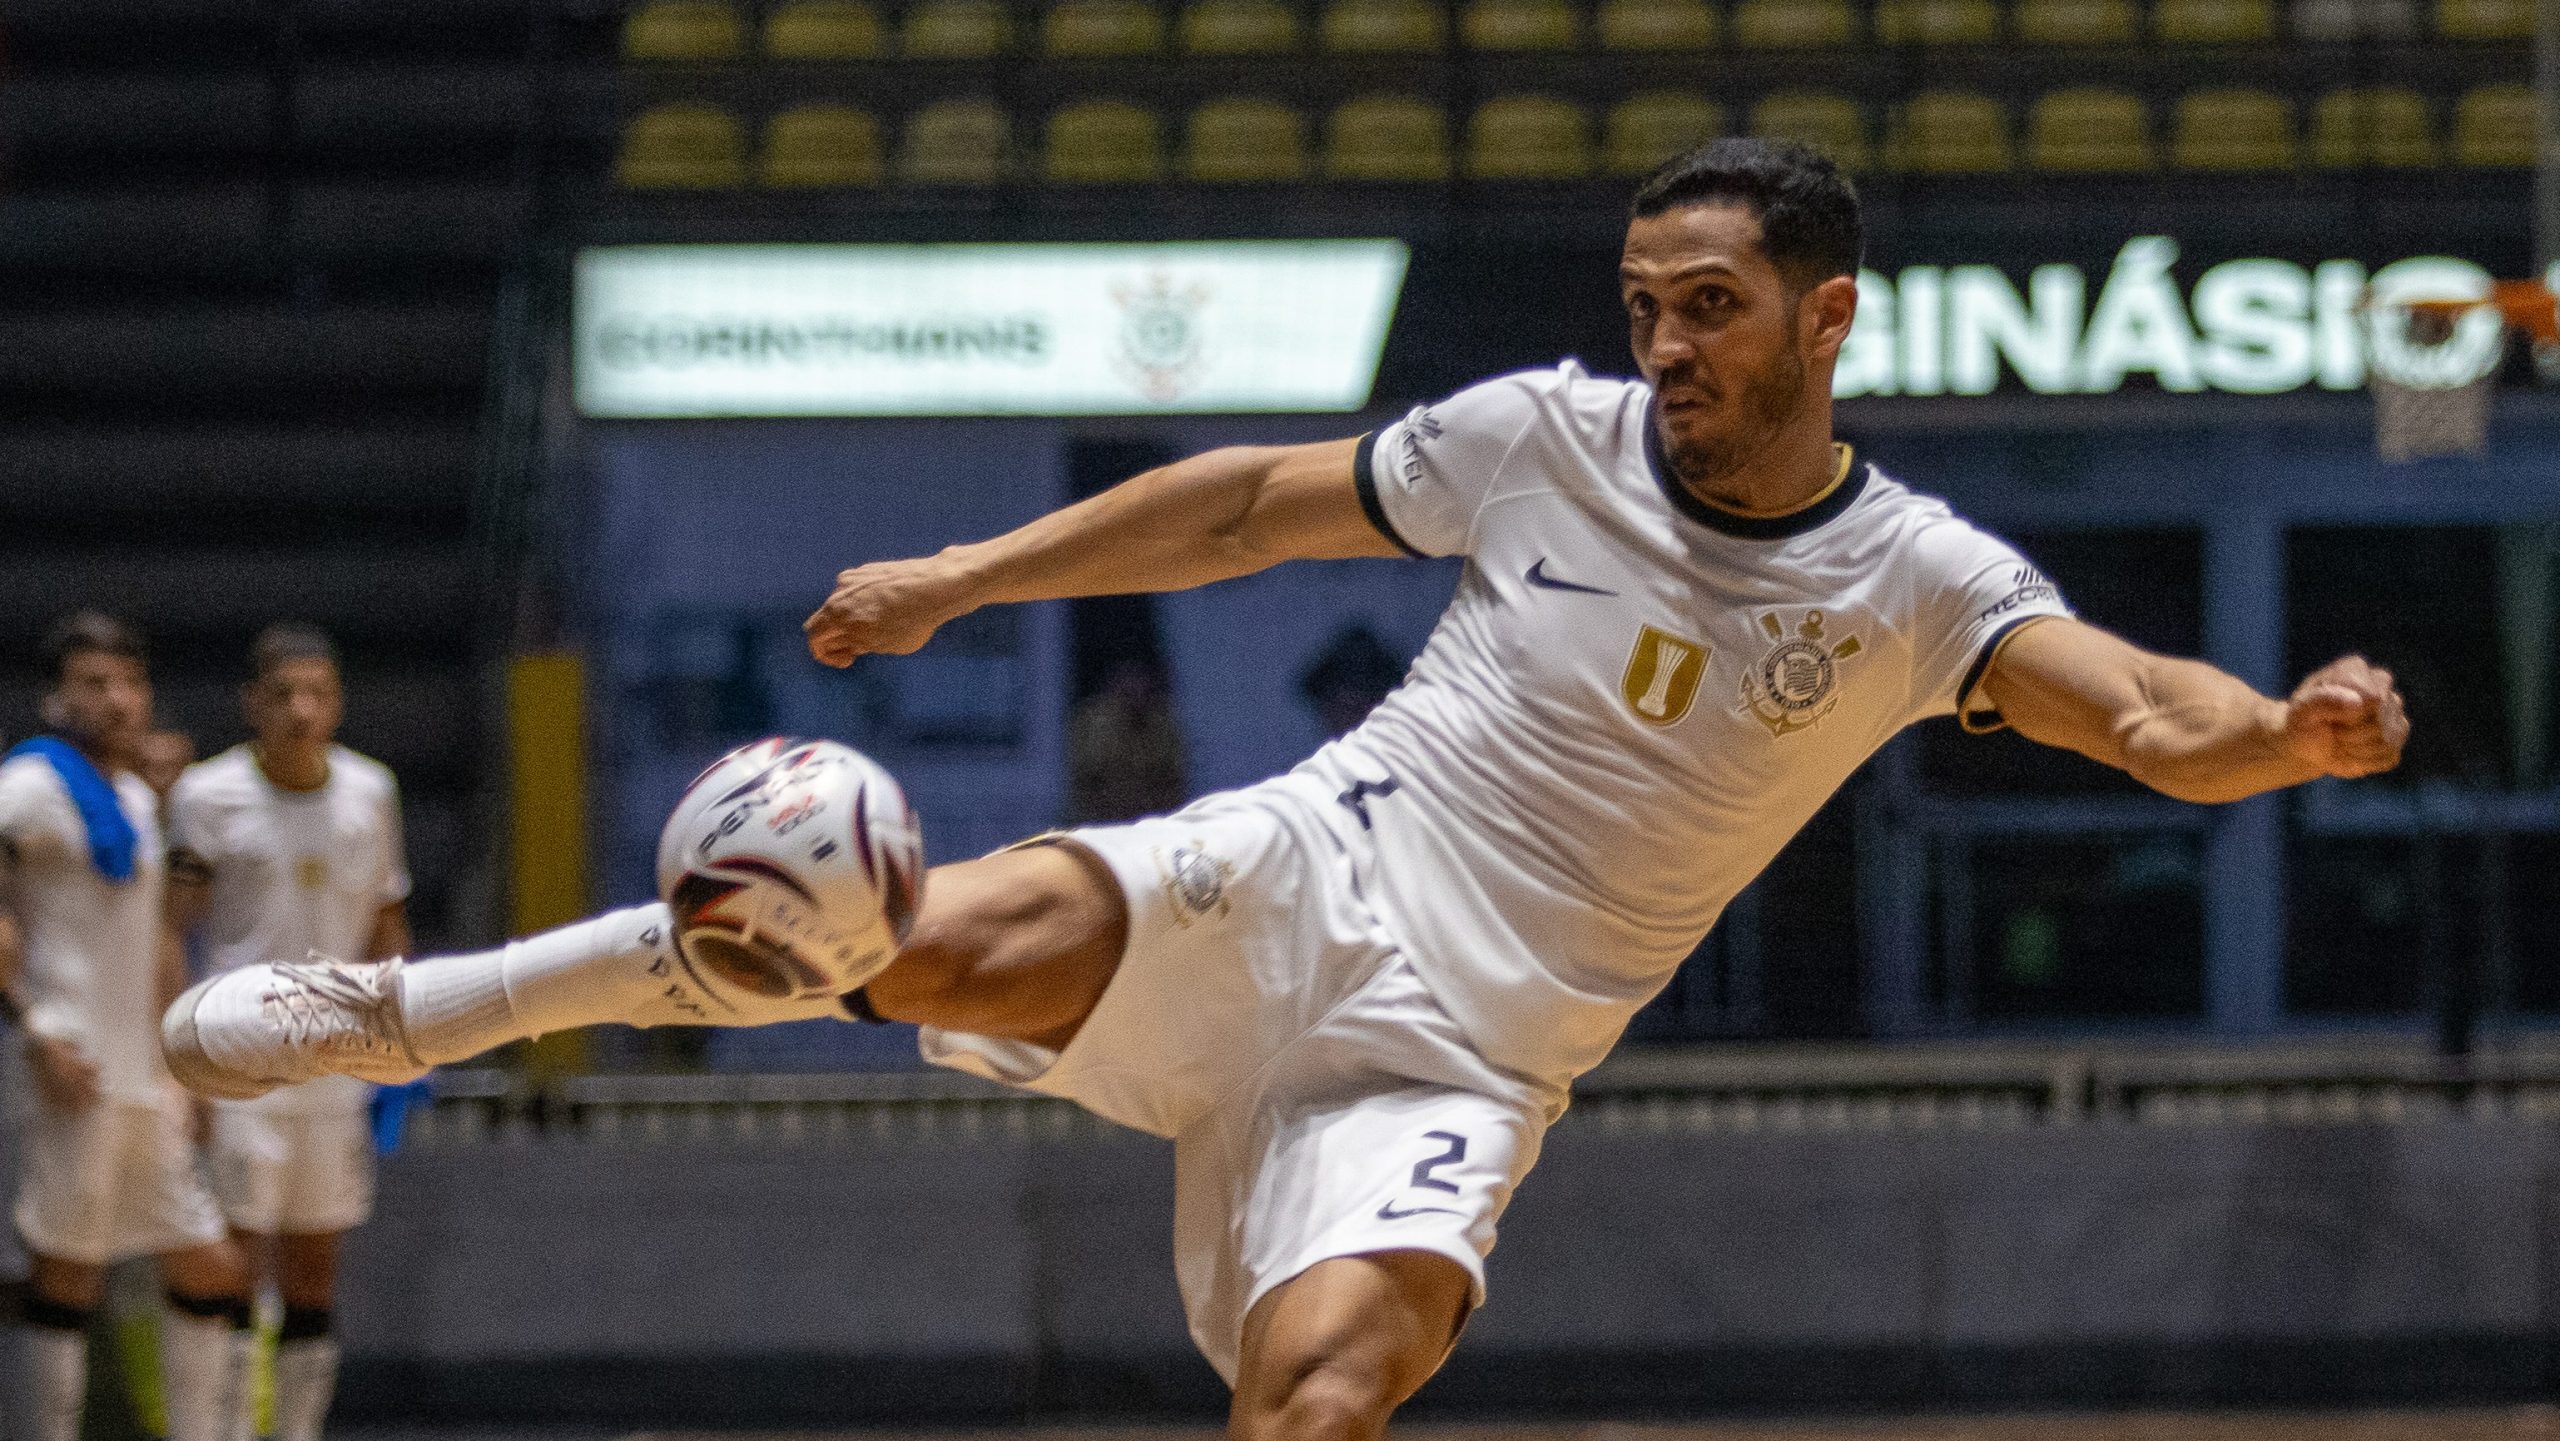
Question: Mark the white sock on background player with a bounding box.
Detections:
[225,1315,261,1441]
[160,1299,246,1441]
[273,1320,340,1441]
[19,1312,88,1441]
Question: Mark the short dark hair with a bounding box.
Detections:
[42,610,146,684]
[249,623,339,680]
[1629,138,1864,289]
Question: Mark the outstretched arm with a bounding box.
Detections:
[805,437,1391,667]
[1979,617,2408,805]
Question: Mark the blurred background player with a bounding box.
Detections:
[168,624,411,1441]
[0,611,249,1441]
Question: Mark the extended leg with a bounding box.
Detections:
[1229,1251,1474,1441]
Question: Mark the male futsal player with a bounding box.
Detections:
[169,625,411,1441]
[0,613,248,1441]
[163,141,2408,1441]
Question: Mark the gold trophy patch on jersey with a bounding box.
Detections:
[1620,625,1710,726]
[1741,610,1861,737]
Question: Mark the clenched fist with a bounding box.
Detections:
[803,556,975,669]
[2281,654,2408,780]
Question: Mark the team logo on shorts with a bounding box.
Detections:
[1620,625,1710,726]
[1740,609,1863,738]
[1156,841,1234,926]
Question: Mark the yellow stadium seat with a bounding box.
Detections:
[902,0,1014,55]
[1325,93,1452,178]
[1734,0,1858,43]
[1046,0,1169,53]
[2309,87,2438,167]
[2439,0,2530,35]
[1876,0,1999,40]
[2172,88,2294,169]
[1185,97,1310,179]
[616,103,746,187]
[624,0,745,58]
[2155,0,2272,38]
[1467,94,1593,176]
[2292,0,2417,36]
[1597,0,1718,46]
[1464,0,1583,47]
[760,105,885,186]
[1750,91,1869,168]
[2454,83,2533,166]
[1322,0,1448,49]
[2014,0,2137,40]
[900,97,1010,183]
[2028,87,2154,169]
[1605,91,1723,172]
[1890,89,2010,170]
[1045,99,1164,181]
[764,0,886,56]
[1181,0,1302,50]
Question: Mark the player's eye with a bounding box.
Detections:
[1625,293,1656,319]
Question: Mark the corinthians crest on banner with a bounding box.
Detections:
[1740,609,1862,737]
[1114,271,1212,402]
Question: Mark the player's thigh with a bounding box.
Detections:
[866,839,1127,1050]
[1230,1250,1475,1441]
[273,1231,342,1308]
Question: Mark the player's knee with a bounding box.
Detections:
[1246,1356,1400,1441]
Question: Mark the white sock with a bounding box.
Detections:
[226,1314,261,1441]
[398,902,853,1062]
[160,1303,242,1441]
[20,1321,87,1441]
[272,1336,338,1441]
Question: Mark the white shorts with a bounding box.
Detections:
[14,1097,228,1266]
[925,773,1563,1383]
[209,1102,376,1236]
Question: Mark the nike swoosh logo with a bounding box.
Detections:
[1376,1202,1466,1221]
[1525,558,1617,596]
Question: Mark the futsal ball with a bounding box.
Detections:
[655,736,924,1001]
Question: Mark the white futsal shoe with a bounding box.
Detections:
[162,954,428,1101]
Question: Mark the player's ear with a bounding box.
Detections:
[1802,273,1858,358]
[37,693,65,731]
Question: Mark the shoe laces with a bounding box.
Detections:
[261,954,416,1063]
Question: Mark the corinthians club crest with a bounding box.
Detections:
[1740,609,1862,738]
[1114,272,1211,403]
[1155,840,1235,927]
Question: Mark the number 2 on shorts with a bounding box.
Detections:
[1410,1130,1467,1194]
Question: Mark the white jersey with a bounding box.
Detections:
[1309,360,2075,1087]
[0,754,171,1104]
[168,745,409,1114]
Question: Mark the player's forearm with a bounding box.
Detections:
[2114,656,2321,805]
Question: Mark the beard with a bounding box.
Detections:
[1660,327,1810,495]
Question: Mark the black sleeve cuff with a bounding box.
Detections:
[1955,614,2046,735]
[1352,430,1428,560]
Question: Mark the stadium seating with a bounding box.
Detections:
[1467,94,1594,176]
[902,0,1014,56]
[616,102,746,187]
[1324,93,1453,178]
[2171,88,2294,168]
[1322,0,1449,49]
[623,0,746,59]
[1045,99,1165,180]
[1180,0,1303,51]
[1734,0,1859,44]
[2027,87,2155,168]
[2154,0,2275,40]
[2438,0,2532,35]
[1046,0,1170,55]
[2308,86,2438,167]
[2290,0,2419,37]
[900,96,1010,182]
[1750,91,1870,168]
[1890,89,2012,170]
[1596,0,1720,46]
[1605,91,1723,172]
[1184,96,1310,178]
[760,104,884,185]
[1874,0,2001,43]
[2453,83,2533,166]
[762,0,886,57]
[1464,0,1585,47]
[2013,0,2139,42]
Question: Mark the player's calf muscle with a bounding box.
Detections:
[865,843,1127,1048]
